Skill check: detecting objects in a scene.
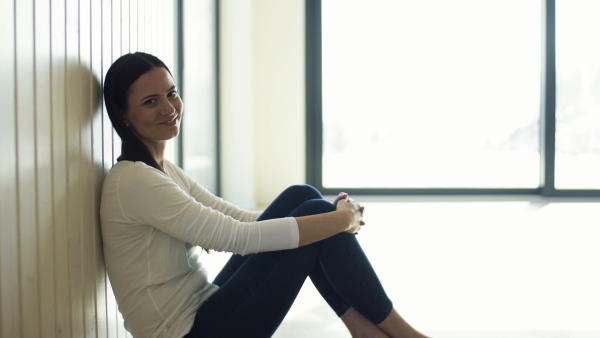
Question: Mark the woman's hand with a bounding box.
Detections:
[333,192,349,206]
[335,196,365,234]
[295,193,366,247]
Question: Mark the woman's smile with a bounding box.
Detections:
[159,115,179,126]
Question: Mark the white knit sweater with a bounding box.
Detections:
[100,160,299,338]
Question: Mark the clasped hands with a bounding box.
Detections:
[333,192,365,234]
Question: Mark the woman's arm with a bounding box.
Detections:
[113,163,296,254]
[296,198,364,247]
[169,161,260,221]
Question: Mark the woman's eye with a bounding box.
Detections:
[168,90,179,98]
[144,99,157,105]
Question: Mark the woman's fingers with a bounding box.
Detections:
[333,192,349,206]
[337,197,366,234]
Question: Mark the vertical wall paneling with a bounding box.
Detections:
[34,0,57,336]
[78,1,97,337]
[50,0,73,335]
[0,0,19,337]
[0,1,176,336]
[16,0,41,336]
[90,0,108,336]
[101,0,113,173]
[121,0,130,54]
[100,1,119,336]
[146,0,151,53]
[137,0,144,51]
[155,0,160,54]
[130,0,138,52]
[65,0,85,335]
[112,0,122,57]
[110,0,123,172]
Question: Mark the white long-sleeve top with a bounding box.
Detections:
[100,160,299,338]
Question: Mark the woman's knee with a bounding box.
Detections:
[289,198,335,217]
[259,185,327,221]
[281,184,323,200]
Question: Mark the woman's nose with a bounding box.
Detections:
[159,100,176,115]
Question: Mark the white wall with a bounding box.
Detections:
[0,1,176,337]
[220,0,306,209]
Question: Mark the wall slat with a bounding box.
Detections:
[34,0,57,336]
[50,0,73,335]
[15,0,41,336]
[129,0,138,52]
[121,0,130,54]
[65,0,85,335]
[77,1,99,337]
[100,2,119,335]
[90,0,108,336]
[0,0,19,335]
[1,1,175,336]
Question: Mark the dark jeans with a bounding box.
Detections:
[184,185,392,338]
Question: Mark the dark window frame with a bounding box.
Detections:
[306,0,600,197]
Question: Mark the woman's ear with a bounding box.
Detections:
[123,112,130,127]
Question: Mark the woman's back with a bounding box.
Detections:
[100,160,217,337]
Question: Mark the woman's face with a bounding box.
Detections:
[125,67,183,148]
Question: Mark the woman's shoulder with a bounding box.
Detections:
[107,160,147,174]
[163,159,183,172]
[105,160,166,184]
[163,160,190,180]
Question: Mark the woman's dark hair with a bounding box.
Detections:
[103,52,173,171]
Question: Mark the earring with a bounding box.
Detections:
[125,121,130,127]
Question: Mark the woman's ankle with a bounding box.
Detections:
[340,307,389,338]
[376,308,428,338]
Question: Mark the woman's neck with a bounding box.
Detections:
[144,140,167,170]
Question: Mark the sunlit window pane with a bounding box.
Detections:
[181,0,218,192]
[321,0,541,189]
[555,0,600,190]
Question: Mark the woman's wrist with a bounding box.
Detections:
[335,208,354,232]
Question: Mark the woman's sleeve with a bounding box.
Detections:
[174,164,261,222]
[117,164,298,255]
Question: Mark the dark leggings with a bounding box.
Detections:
[184,185,393,338]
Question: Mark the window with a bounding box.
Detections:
[179,0,219,193]
[555,0,600,190]
[306,0,600,196]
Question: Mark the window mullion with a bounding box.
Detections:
[541,0,556,195]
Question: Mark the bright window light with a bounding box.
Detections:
[555,0,600,190]
[321,0,541,189]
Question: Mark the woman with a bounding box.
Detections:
[100,52,427,338]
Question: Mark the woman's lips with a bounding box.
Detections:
[159,116,178,126]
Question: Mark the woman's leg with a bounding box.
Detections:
[210,186,390,337]
[190,241,324,337]
[214,186,351,319]
[202,186,424,337]
[213,184,324,285]
[284,198,427,338]
[257,184,325,220]
[187,185,332,337]
[340,308,388,338]
[376,308,428,338]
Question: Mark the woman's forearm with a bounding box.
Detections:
[295,209,352,247]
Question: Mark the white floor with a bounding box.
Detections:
[201,196,600,338]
